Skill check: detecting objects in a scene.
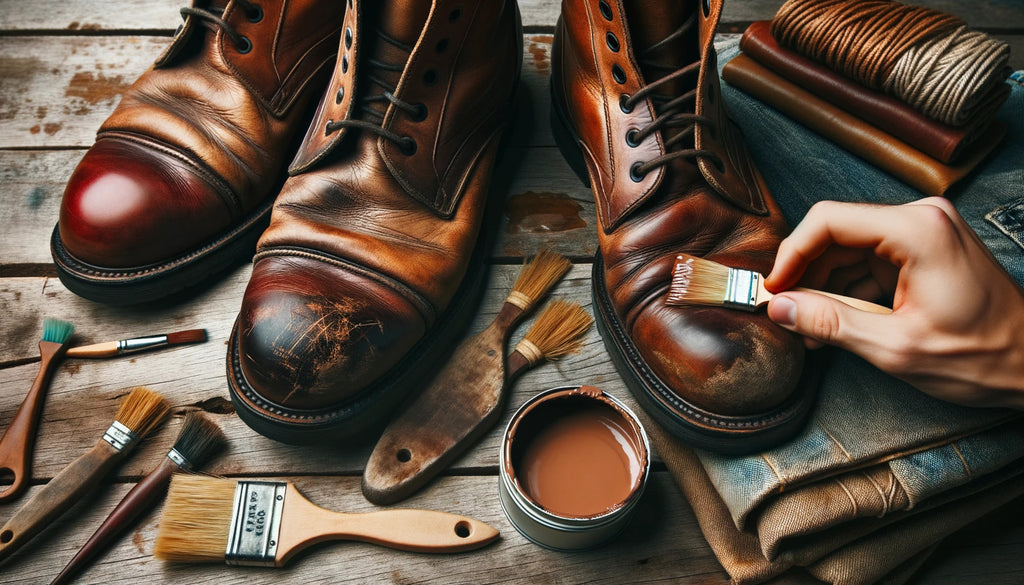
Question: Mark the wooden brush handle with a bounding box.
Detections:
[791,287,893,314]
[51,457,178,585]
[0,341,66,503]
[64,341,119,359]
[0,439,122,564]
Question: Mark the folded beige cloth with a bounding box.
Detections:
[646,414,1024,585]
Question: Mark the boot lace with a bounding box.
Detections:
[180,1,264,54]
[619,12,724,179]
[324,31,423,155]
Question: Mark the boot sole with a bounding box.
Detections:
[550,80,815,454]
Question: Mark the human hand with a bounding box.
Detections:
[765,197,1024,410]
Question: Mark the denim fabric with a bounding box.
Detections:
[695,40,1024,526]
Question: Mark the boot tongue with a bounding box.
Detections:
[622,0,700,98]
[374,0,432,48]
[361,0,432,119]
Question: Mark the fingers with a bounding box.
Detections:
[767,291,894,361]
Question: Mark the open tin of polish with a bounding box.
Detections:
[499,385,650,551]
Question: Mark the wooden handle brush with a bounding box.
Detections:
[65,329,207,359]
[0,387,169,566]
[363,298,592,505]
[155,474,500,566]
[50,412,225,585]
[666,254,892,314]
[0,318,75,504]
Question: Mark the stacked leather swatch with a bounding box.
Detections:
[722,20,1009,197]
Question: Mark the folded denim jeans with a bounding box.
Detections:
[695,41,1024,526]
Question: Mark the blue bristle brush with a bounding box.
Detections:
[0,318,75,503]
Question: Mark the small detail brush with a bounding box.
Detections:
[0,318,75,503]
[666,254,892,314]
[65,329,207,359]
[154,474,500,566]
[50,412,226,585]
[0,387,170,566]
[363,298,593,505]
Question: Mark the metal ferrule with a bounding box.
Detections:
[117,335,169,354]
[225,481,287,567]
[102,420,137,452]
[724,268,759,311]
[166,448,191,470]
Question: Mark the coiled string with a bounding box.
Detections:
[770,0,1010,126]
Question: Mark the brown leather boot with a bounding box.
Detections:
[552,0,812,453]
[227,0,522,443]
[52,0,344,304]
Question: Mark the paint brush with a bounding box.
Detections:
[0,387,170,566]
[65,329,207,359]
[154,474,500,566]
[0,318,75,503]
[363,298,593,505]
[665,254,892,314]
[50,412,226,585]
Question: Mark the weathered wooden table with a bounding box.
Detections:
[2,1,1022,583]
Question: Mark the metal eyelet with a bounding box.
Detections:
[606,32,620,53]
[436,39,449,53]
[598,0,613,21]
[449,8,462,21]
[246,5,263,23]
[412,103,428,122]
[335,86,345,104]
[423,69,438,86]
[400,137,417,155]
[611,64,627,84]
[619,94,634,113]
[345,27,353,49]
[630,162,647,182]
[342,54,349,73]
[702,0,711,17]
[236,36,252,54]
[625,129,641,147]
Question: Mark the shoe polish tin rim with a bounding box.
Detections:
[498,385,651,551]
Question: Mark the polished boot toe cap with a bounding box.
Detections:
[235,255,427,411]
[59,137,232,268]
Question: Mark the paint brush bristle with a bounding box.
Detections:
[508,249,571,309]
[165,329,208,345]
[154,474,237,562]
[666,254,734,307]
[516,300,593,362]
[115,387,171,438]
[41,318,75,345]
[171,412,226,469]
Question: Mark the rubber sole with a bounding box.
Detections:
[550,79,816,455]
[50,196,273,305]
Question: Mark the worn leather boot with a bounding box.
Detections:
[552,0,811,453]
[227,0,522,443]
[52,0,344,303]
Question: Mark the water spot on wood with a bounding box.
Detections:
[190,396,235,415]
[29,125,40,134]
[43,122,62,135]
[35,106,47,119]
[27,187,45,209]
[65,71,129,105]
[64,363,82,376]
[528,36,552,73]
[133,528,147,554]
[68,22,80,30]
[505,191,586,233]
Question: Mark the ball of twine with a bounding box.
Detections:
[770,0,1010,126]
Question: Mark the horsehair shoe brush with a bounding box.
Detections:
[0,387,170,565]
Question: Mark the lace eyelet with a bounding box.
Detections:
[341,55,349,74]
[324,120,334,136]
[345,27,353,49]
[630,162,646,182]
[625,129,641,147]
[436,39,449,53]
[606,32,620,53]
[619,94,634,113]
[246,5,263,23]
[598,0,613,21]
[236,36,252,54]
[335,86,345,104]
[702,0,711,18]
[449,8,462,22]
[423,69,438,86]
[412,103,428,122]
[611,64,626,84]
[400,138,418,155]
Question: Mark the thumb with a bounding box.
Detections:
[767,291,889,354]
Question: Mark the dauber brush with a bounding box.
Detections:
[0,387,170,566]
[65,328,207,359]
[666,254,892,314]
[50,412,226,585]
[154,474,500,566]
[363,297,593,505]
[0,318,75,503]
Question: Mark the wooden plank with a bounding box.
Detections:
[0,473,734,585]
[0,0,1020,32]
[0,265,639,481]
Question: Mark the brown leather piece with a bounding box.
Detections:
[740,20,1007,164]
[233,0,520,414]
[59,0,343,269]
[722,53,1007,198]
[554,0,804,424]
